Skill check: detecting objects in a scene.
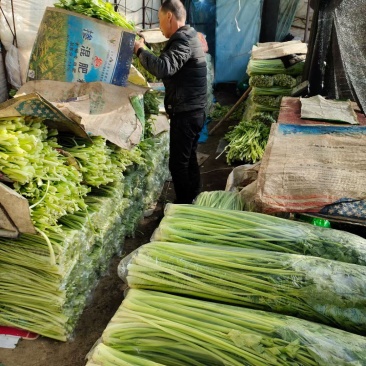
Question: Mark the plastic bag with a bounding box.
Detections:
[5,44,22,89]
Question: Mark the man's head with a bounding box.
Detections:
[159,0,186,38]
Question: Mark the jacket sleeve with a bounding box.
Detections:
[138,38,191,80]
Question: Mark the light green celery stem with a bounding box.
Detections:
[154,220,299,253]
[105,313,276,366]
[247,59,304,76]
[61,135,121,187]
[0,266,63,303]
[121,242,366,333]
[0,306,67,341]
[0,238,59,272]
[102,289,366,365]
[115,290,366,365]
[89,343,167,366]
[35,227,56,265]
[154,204,366,265]
[107,309,266,366]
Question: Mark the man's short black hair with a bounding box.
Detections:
[160,0,186,22]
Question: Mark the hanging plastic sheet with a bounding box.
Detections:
[186,0,216,55]
[0,44,8,102]
[0,0,55,86]
[276,0,302,41]
[215,0,263,83]
[306,0,366,114]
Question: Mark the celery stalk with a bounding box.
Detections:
[119,242,366,334]
[96,289,366,365]
[151,204,366,266]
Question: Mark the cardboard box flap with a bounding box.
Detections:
[17,80,149,149]
[0,93,89,139]
[0,205,19,238]
[0,183,36,236]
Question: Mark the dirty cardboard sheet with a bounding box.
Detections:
[251,40,308,60]
[0,92,89,138]
[256,123,366,217]
[17,80,150,150]
[300,95,359,124]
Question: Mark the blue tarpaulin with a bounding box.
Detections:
[215,0,263,83]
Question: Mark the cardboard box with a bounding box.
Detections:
[27,7,135,86]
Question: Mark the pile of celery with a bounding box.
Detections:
[0,116,169,340]
[0,117,89,232]
[224,119,271,164]
[152,204,366,266]
[224,49,305,164]
[86,289,366,366]
[244,55,304,122]
[119,241,366,334]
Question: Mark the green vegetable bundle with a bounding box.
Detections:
[144,90,160,119]
[224,120,270,164]
[251,112,278,124]
[61,135,122,187]
[273,74,296,88]
[152,204,366,266]
[109,143,146,173]
[120,242,366,334]
[252,86,292,96]
[0,117,89,232]
[209,102,245,122]
[143,90,161,139]
[0,123,170,341]
[248,74,296,90]
[252,95,282,108]
[194,190,244,210]
[54,0,135,30]
[95,289,366,365]
[249,75,274,88]
[247,59,304,76]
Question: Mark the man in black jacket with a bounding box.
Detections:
[134,0,207,204]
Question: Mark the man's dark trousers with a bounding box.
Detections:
[169,110,205,204]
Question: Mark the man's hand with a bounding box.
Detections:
[134,37,146,55]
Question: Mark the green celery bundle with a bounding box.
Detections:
[0,117,89,232]
[109,142,146,172]
[54,0,135,30]
[252,86,292,96]
[152,204,366,266]
[119,241,366,334]
[194,190,244,210]
[224,120,270,164]
[95,289,366,365]
[61,135,122,187]
[247,59,304,76]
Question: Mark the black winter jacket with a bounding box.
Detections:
[138,26,207,115]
